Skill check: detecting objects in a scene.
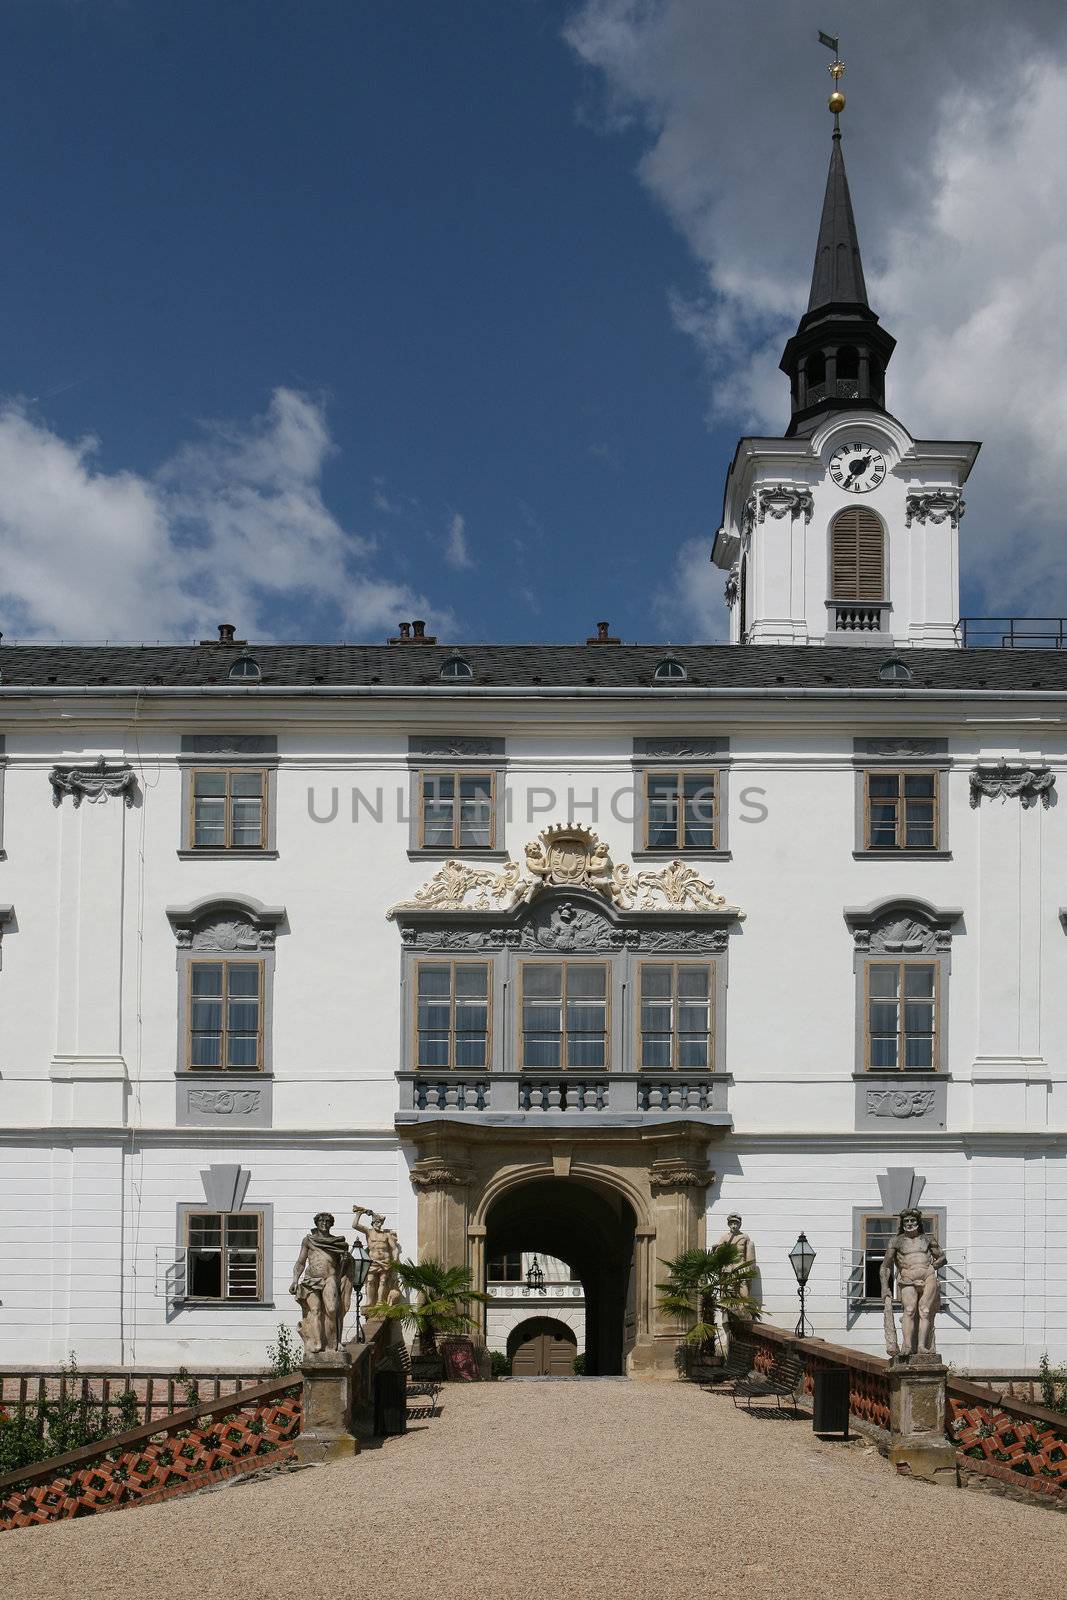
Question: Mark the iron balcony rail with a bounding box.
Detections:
[155,1245,261,1309]
[956,617,1067,649]
[840,1247,970,1320]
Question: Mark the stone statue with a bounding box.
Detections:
[352,1206,401,1311]
[289,1212,356,1356]
[880,1208,946,1363]
[714,1213,756,1298]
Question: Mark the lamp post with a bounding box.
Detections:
[788,1233,816,1338]
[350,1236,371,1342]
[525,1255,546,1295]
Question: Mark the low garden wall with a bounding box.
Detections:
[736,1320,1067,1505]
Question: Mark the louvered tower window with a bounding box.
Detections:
[831,508,885,601]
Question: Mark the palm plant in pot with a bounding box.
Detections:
[371,1258,489,1376]
[657,1240,760,1378]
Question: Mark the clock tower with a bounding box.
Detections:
[712,56,979,649]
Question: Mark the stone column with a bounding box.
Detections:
[630,1133,714,1377]
[887,1360,957,1486]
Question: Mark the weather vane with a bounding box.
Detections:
[818,29,846,130]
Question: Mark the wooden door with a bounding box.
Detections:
[511,1331,576,1376]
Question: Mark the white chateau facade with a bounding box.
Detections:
[1,120,1064,1377]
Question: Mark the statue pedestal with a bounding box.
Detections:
[888,1359,957,1486]
[293,1352,359,1464]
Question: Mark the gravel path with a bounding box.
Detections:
[1,1380,1063,1600]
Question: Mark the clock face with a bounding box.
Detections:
[829,441,887,494]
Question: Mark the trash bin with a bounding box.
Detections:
[373,1369,407,1437]
[812,1367,849,1438]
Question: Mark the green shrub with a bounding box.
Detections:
[572,1353,587,1376]
[489,1350,511,1379]
[1038,1352,1067,1414]
[266,1321,301,1377]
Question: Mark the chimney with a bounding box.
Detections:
[587,620,620,645]
[388,618,438,645]
[200,622,247,646]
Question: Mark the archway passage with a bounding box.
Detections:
[485,1177,636,1376]
[508,1317,577,1377]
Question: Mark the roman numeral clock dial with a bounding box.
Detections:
[829,441,887,493]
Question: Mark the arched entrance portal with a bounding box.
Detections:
[485,1178,636,1376]
[508,1318,577,1376]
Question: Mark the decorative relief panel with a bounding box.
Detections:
[188,1089,262,1117]
[49,757,137,808]
[969,761,1055,809]
[180,1079,270,1127]
[846,898,959,953]
[633,737,725,762]
[904,491,964,528]
[409,735,505,761]
[391,825,734,916]
[866,1088,937,1120]
[167,896,285,950]
[757,484,814,523]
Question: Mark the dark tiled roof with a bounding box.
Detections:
[2,642,1067,692]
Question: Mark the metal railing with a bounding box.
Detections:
[840,1248,970,1326]
[804,379,862,405]
[155,1246,262,1310]
[956,616,1067,649]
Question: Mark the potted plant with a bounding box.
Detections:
[657,1241,760,1378]
[371,1257,489,1376]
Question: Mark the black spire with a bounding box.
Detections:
[780,124,895,436]
[807,128,867,311]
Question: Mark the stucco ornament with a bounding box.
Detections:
[866,1089,936,1120]
[391,826,730,916]
[969,761,1055,809]
[49,756,137,808]
[904,490,964,528]
[880,1209,946,1363]
[723,566,739,607]
[757,483,814,524]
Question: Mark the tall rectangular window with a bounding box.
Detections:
[420,771,495,850]
[487,1250,522,1282]
[865,771,938,851]
[416,962,490,1068]
[638,963,713,1070]
[521,962,608,1070]
[644,771,717,850]
[185,1211,262,1301]
[188,961,263,1071]
[191,769,267,850]
[866,961,937,1071]
[859,1213,897,1300]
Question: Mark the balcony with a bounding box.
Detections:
[804,379,861,405]
[840,1248,971,1329]
[396,1071,732,1126]
[830,603,888,634]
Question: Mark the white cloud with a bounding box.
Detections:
[652,535,729,643]
[565,1,1067,612]
[0,388,451,641]
[445,511,474,570]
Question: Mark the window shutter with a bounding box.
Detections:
[831,508,884,601]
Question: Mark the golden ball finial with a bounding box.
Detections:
[828,90,845,114]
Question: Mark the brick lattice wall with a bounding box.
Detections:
[0,1378,301,1531]
[948,1381,1067,1496]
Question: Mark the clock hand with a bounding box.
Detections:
[848,454,872,477]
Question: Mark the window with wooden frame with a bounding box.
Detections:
[638,963,714,1070]
[831,507,885,602]
[190,768,267,849]
[415,961,490,1069]
[857,1213,897,1300]
[865,771,939,851]
[188,960,264,1071]
[520,962,609,1070]
[865,960,938,1071]
[487,1250,522,1282]
[185,1211,263,1301]
[419,770,495,850]
[644,770,718,850]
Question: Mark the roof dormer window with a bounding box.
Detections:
[440,656,473,681]
[228,656,261,682]
[653,658,687,684]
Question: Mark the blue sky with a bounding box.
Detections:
[1,1,1066,646]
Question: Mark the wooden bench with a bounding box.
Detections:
[698,1339,756,1388]
[387,1343,442,1417]
[731,1349,805,1415]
